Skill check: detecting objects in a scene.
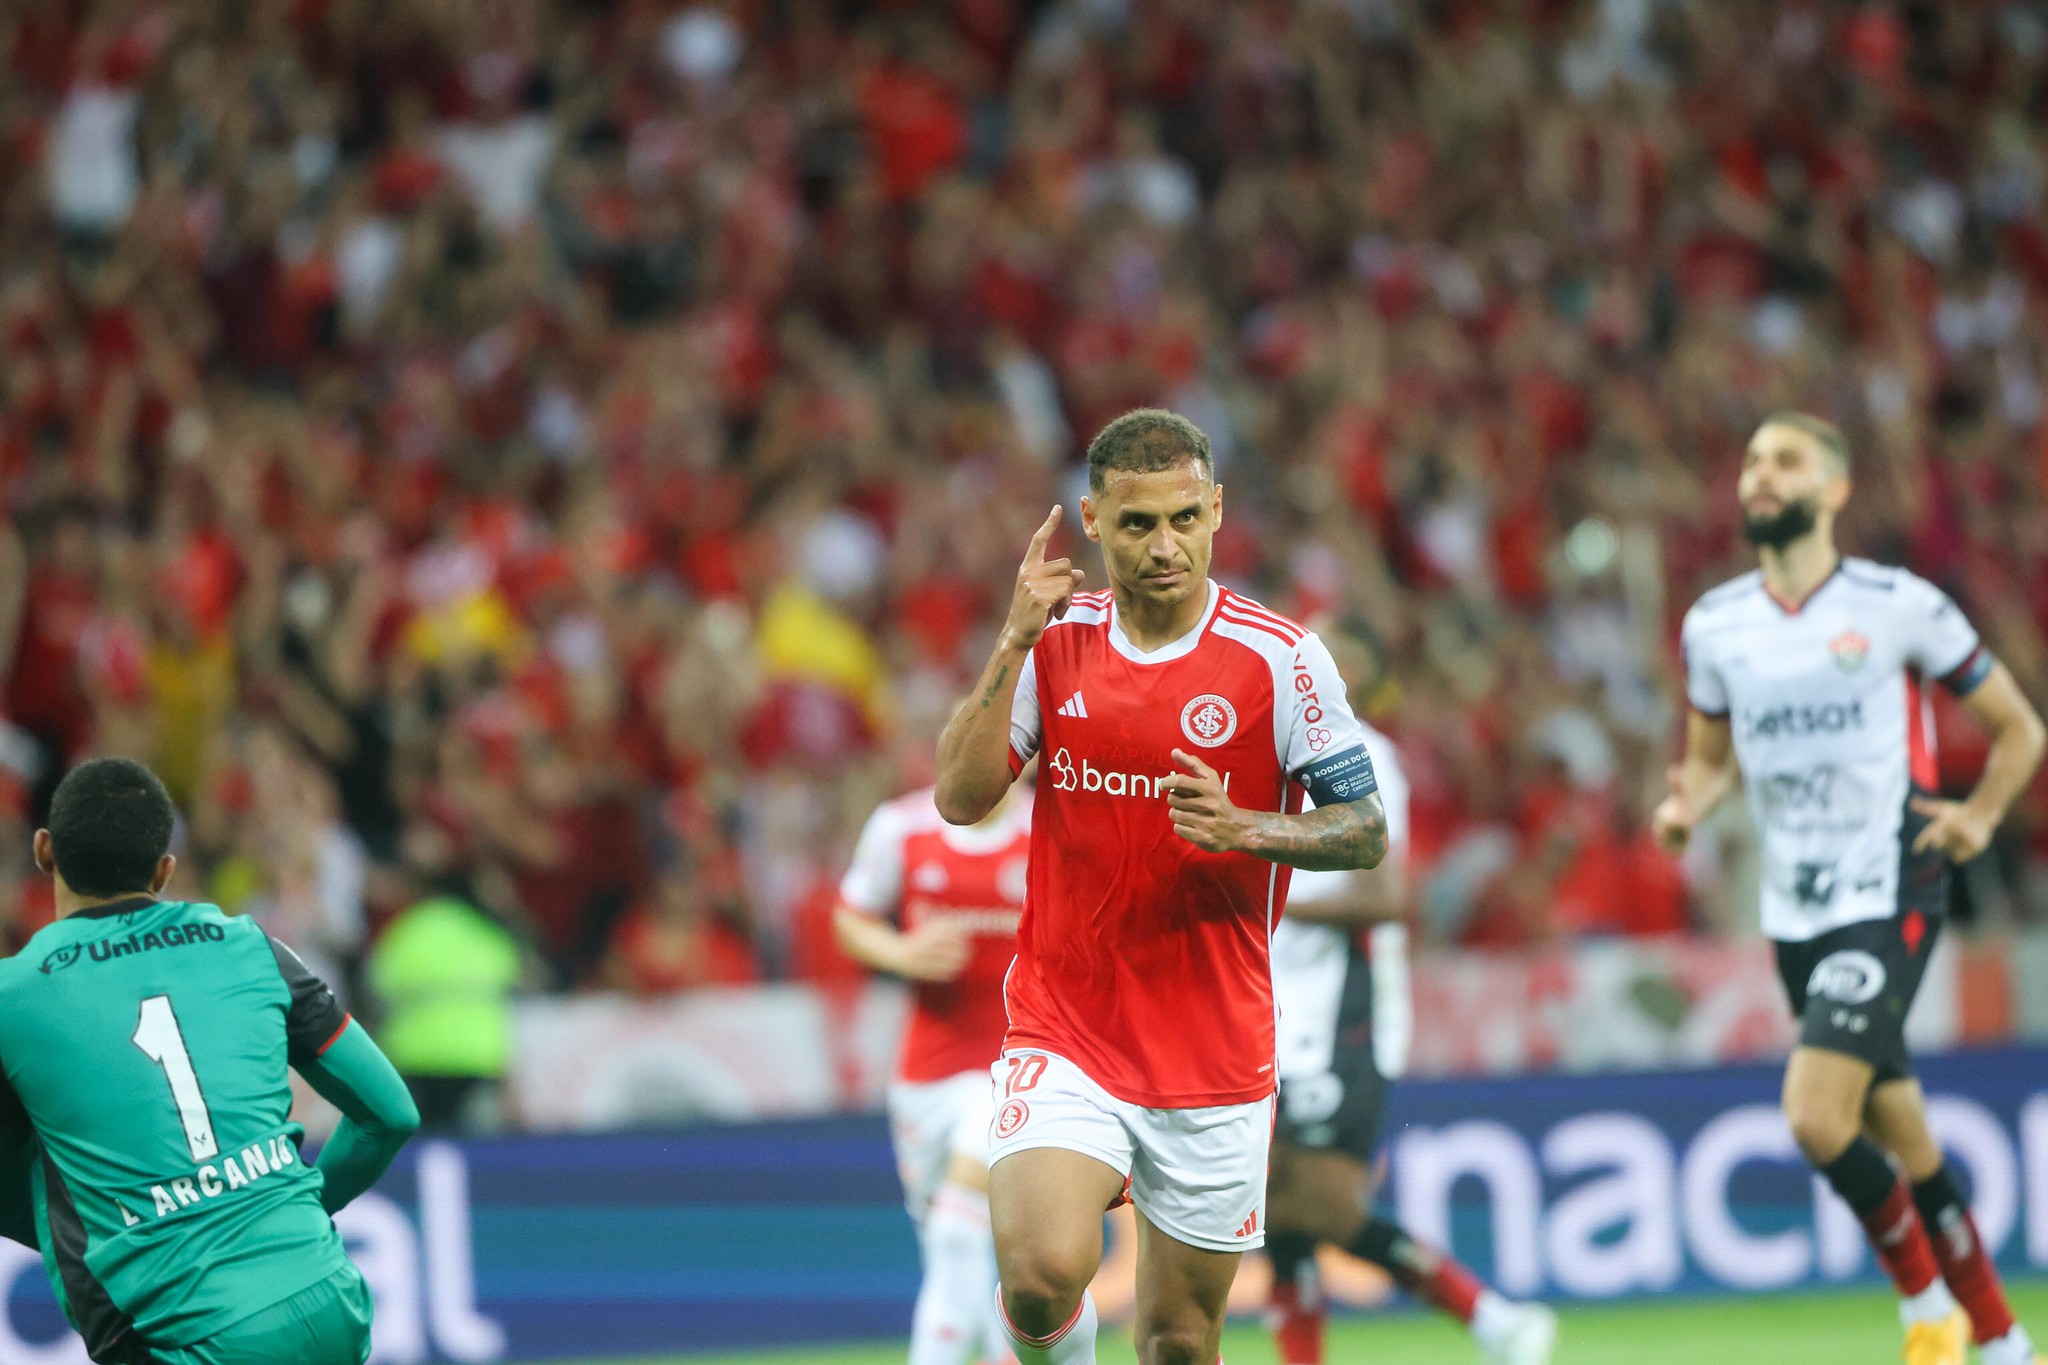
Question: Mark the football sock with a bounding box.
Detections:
[1264,1231,1323,1365]
[1348,1216,1483,1324]
[1979,1327,2040,1365]
[1469,1292,1525,1351]
[911,1183,1000,1365]
[1820,1138,1942,1298]
[1915,1165,2017,1344]
[998,1288,1097,1365]
[1265,1231,1317,1299]
[1899,1279,1964,1328]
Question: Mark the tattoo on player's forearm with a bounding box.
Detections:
[1245,796,1388,871]
[978,663,1010,709]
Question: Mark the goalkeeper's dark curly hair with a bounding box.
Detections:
[44,757,176,898]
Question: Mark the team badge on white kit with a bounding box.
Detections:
[1180,694,1238,748]
[1829,628,1870,673]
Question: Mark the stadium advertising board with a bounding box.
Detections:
[509,934,2012,1132]
[0,1049,2044,1361]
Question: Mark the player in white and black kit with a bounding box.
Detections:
[1264,631,1555,1365]
[1656,414,2047,1365]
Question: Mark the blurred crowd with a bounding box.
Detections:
[4,0,2048,1010]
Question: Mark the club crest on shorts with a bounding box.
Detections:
[1807,949,1887,1004]
[1829,628,1870,673]
[995,1099,1030,1139]
[1180,694,1238,748]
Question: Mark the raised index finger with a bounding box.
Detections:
[1024,506,1062,566]
[1171,748,1217,780]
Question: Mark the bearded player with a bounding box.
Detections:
[835,780,1032,1365]
[1656,414,2047,1365]
[1265,629,1556,1365]
[935,409,1388,1365]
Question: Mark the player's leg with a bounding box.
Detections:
[910,1075,1004,1365]
[1779,926,1964,1361]
[1269,1142,1555,1365]
[895,1078,985,1365]
[1125,1091,1278,1364]
[1132,1209,1239,1365]
[1269,1059,1554,1365]
[1263,1139,1364,1365]
[1867,1077,2041,1365]
[986,1052,1136,1364]
[1785,1048,1953,1311]
[990,1147,1123,1362]
[915,1155,999,1365]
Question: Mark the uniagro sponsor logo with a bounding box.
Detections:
[37,944,82,975]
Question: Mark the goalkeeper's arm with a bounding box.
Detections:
[298,1020,422,1215]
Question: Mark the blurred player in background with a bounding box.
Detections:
[835,777,1032,1365]
[1657,414,2048,1365]
[935,409,1388,1365]
[0,757,419,1365]
[1265,629,1557,1365]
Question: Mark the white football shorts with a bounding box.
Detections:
[986,1049,1273,1253]
[886,1069,996,1221]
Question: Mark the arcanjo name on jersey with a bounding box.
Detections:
[121,1133,303,1226]
[38,922,228,975]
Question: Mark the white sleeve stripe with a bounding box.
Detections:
[1215,607,1303,647]
[1217,593,1306,642]
[1209,620,1298,770]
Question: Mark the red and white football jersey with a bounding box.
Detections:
[840,788,1032,1084]
[1003,582,1377,1108]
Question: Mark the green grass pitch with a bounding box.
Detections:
[570,1282,2048,1365]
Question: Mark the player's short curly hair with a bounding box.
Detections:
[1760,411,1850,474]
[1085,408,1214,492]
[45,757,176,898]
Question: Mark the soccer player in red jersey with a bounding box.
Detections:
[835,783,1033,1365]
[935,410,1389,1365]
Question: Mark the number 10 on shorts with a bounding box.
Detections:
[1004,1054,1047,1096]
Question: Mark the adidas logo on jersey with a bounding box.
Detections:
[1056,691,1089,719]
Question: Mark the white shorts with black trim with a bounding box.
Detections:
[986,1049,1273,1252]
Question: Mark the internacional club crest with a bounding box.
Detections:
[1180,694,1239,748]
[1829,628,1870,673]
[995,1099,1030,1139]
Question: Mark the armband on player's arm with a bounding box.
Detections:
[298,1021,421,1216]
[1238,744,1386,873]
[1300,745,1378,809]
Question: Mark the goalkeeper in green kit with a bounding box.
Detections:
[0,757,420,1365]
